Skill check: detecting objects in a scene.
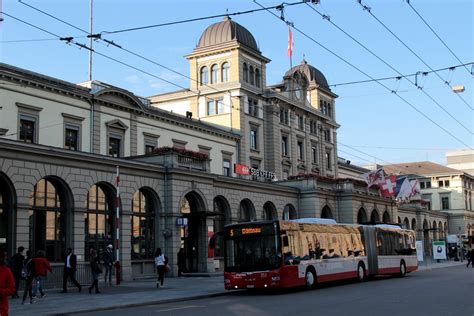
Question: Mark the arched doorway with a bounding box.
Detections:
[30,177,72,262]
[0,172,16,255]
[131,188,159,260]
[321,206,333,219]
[438,221,443,239]
[263,202,277,220]
[213,196,231,258]
[357,208,367,224]
[403,218,410,229]
[383,211,391,224]
[239,199,256,222]
[282,204,297,220]
[370,210,380,223]
[180,191,207,272]
[85,183,116,260]
[423,219,430,256]
[412,218,417,231]
[432,221,438,241]
[398,217,402,225]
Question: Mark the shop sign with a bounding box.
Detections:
[432,241,447,260]
[176,217,188,227]
[234,163,277,181]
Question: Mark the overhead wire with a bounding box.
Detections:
[253,1,472,149]
[305,2,472,135]
[357,0,473,111]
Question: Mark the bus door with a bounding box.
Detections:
[363,226,378,275]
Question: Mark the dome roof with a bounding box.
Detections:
[197,16,258,51]
[285,59,329,89]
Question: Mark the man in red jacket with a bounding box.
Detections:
[32,250,52,298]
[0,249,15,316]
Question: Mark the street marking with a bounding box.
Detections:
[155,305,204,313]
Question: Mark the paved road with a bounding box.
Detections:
[76,266,474,316]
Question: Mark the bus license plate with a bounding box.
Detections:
[246,285,255,289]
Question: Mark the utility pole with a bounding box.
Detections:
[88,0,93,81]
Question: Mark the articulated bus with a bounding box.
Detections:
[224,219,417,290]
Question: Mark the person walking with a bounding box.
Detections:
[103,244,115,286]
[21,250,35,305]
[61,248,81,293]
[0,248,16,316]
[32,250,52,298]
[466,248,473,268]
[154,248,168,288]
[8,246,24,299]
[88,248,101,294]
[177,248,186,277]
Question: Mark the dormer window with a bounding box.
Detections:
[249,66,255,85]
[200,66,209,85]
[243,63,248,83]
[211,64,218,84]
[222,62,230,82]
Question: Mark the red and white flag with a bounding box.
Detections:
[287,27,293,58]
[379,175,396,198]
[362,168,385,187]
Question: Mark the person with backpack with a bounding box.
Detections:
[0,248,16,316]
[88,247,101,294]
[21,250,35,305]
[154,248,168,288]
[103,244,115,286]
[32,250,52,298]
[8,246,24,298]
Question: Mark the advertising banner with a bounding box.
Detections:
[432,241,447,260]
[416,240,424,262]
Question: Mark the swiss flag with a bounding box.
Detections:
[379,175,396,198]
[287,27,293,58]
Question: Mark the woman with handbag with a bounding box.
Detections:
[88,247,101,294]
[154,248,168,288]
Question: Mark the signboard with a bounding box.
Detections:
[176,217,188,227]
[227,224,275,238]
[433,241,447,260]
[234,163,277,181]
[415,240,424,262]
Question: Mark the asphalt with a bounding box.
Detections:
[8,260,465,316]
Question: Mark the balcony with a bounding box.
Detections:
[132,147,210,172]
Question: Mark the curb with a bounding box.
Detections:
[52,291,232,315]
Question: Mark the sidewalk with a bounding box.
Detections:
[416,258,466,271]
[9,276,227,316]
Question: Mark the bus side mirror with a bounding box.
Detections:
[283,236,289,247]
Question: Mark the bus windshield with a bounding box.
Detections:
[225,224,281,272]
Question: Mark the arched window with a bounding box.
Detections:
[383,211,390,224]
[283,204,297,220]
[243,63,248,83]
[371,210,380,223]
[403,218,410,229]
[221,62,230,82]
[263,202,277,220]
[131,189,156,260]
[85,184,114,260]
[239,199,255,222]
[321,206,333,219]
[213,196,231,258]
[412,218,417,231]
[200,66,208,85]
[30,178,66,262]
[255,68,261,88]
[211,64,218,84]
[357,208,367,224]
[249,66,255,85]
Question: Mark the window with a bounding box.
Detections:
[19,117,36,143]
[131,190,155,260]
[211,64,218,84]
[298,115,304,130]
[243,63,248,83]
[222,62,230,82]
[426,181,431,188]
[445,180,450,187]
[324,129,331,142]
[250,129,258,150]
[255,68,261,88]
[438,180,450,187]
[248,98,259,117]
[325,150,332,170]
[441,196,450,210]
[207,98,224,116]
[422,194,431,210]
[109,136,121,158]
[64,127,79,151]
[327,103,332,118]
[281,136,288,156]
[309,120,317,134]
[283,170,289,180]
[144,133,159,155]
[311,146,317,163]
[249,66,255,85]
[217,98,225,114]
[420,182,425,189]
[280,108,289,125]
[297,141,304,160]
[223,159,231,176]
[207,100,216,116]
[200,66,208,85]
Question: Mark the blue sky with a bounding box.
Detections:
[1,0,472,167]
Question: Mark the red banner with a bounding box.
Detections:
[234,163,251,175]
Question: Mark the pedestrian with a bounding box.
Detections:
[88,247,101,294]
[61,248,82,293]
[8,246,24,298]
[32,250,52,298]
[154,248,168,288]
[467,249,473,268]
[0,248,16,316]
[103,244,115,286]
[21,250,35,305]
[177,248,186,277]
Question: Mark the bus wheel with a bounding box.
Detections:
[357,263,365,282]
[399,261,406,277]
[305,269,316,290]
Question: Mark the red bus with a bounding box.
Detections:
[224,219,417,290]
